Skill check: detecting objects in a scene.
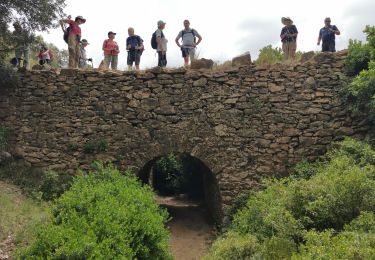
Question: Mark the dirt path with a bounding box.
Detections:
[157,196,214,260]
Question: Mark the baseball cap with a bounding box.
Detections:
[157,20,166,26]
[108,31,116,36]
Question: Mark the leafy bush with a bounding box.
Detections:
[0,160,73,200]
[83,139,107,154]
[154,153,185,195]
[256,45,283,65]
[345,39,371,76]
[19,163,172,259]
[207,138,375,259]
[295,230,375,259]
[0,63,20,89]
[204,231,260,260]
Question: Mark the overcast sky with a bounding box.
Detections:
[40,0,375,69]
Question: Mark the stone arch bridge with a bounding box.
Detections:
[0,51,371,222]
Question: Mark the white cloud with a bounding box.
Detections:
[39,0,375,69]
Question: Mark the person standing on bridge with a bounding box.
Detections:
[102,31,120,70]
[175,19,202,67]
[280,17,298,60]
[317,17,340,52]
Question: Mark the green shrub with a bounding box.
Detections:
[0,160,73,200]
[208,138,375,259]
[154,153,184,195]
[345,39,371,76]
[83,139,108,154]
[291,159,322,180]
[204,231,260,260]
[256,45,283,65]
[294,230,375,259]
[0,63,20,89]
[19,163,172,259]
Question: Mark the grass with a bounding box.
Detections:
[0,181,50,254]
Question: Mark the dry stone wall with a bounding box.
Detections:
[0,51,372,218]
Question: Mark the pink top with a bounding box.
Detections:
[103,39,119,56]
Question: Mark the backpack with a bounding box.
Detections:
[63,25,72,43]
[151,30,164,49]
[181,29,196,43]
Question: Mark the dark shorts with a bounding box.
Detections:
[322,40,336,52]
[127,50,142,65]
[181,47,189,58]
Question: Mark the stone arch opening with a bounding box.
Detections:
[138,152,223,224]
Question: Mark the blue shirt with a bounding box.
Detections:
[319,25,338,42]
[126,35,143,50]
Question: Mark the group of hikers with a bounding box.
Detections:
[11,16,340,70]
[280,16,340,60]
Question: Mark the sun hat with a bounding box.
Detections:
[281,17,293,25]
[81,39,89,44]
[75,16,86,23]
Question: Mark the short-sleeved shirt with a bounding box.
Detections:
[156,29,167,52]
[176,29,201,48]
[126,35,143,50]
[280,25,298,42]
[68,20,81,36]
[319,25,339,43]
[103,39,119,56]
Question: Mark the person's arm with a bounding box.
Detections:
[126,38,131,50]
[102,40,108,52]
[156,30,164,52]
[138,38,144,50]
[332,26,340,35]
[280,28,286,40]
[193,30,202,47]
[175,31,182,47]
[317,29,322,45]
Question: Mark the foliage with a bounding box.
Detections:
[154,153,184,195]
[0,160,73,200]
[204,231,260,260]
[0,126,11,151]
[347,60,375,119]
[207,138,375,259]
[345,39,371,76]
[256,45,283,65]
[294,230,375,259]
[19,163,172,259]
[0,0,65,35]
[344,25,375,121]
[83,139,108,154]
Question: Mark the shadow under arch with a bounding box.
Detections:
[137,153,224,224]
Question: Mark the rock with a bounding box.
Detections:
[193,78,208,87]
[232,52,252,66]
[305,77,317,89]
[300,51,315,63]
[191,58,214,69]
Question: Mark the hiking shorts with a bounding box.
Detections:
[181,47,195,60]
[127,50,142,66]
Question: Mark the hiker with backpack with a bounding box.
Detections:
[102,31,120,70]
[317,17,340,52]
[126,27,144,70]
[152,20,168,67]
[280,17,298,60]
[175,20,202,67]
[12,21,33,69]
[59,15,86,68]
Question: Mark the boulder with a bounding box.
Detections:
[191,58,214,70]
[232,51,252,66]
[300,51,315,63]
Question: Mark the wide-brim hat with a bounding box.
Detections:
[81,39,89,44]
[75,16,86,23]
[281,17,293,25]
